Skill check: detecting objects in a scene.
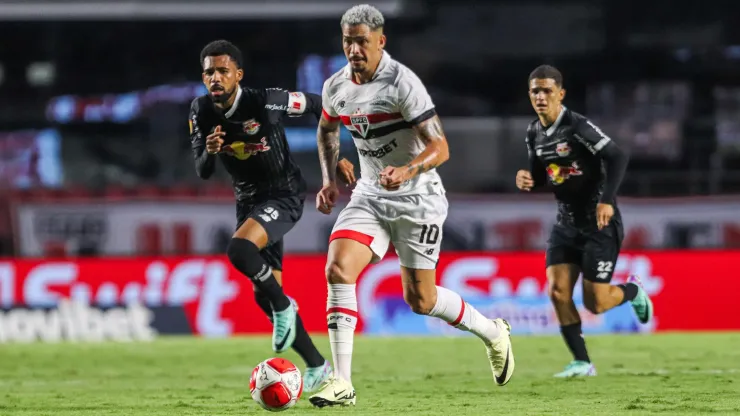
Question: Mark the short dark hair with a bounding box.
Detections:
[528,65,563,87]
[200,40,243,69]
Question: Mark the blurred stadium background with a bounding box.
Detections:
[0,2,739,412]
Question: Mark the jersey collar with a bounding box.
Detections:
[543,105,566,136]
[223,86,243,119]
[344,51,391,83]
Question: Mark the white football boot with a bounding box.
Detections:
[308,377,356,408]
[486,318,515,386]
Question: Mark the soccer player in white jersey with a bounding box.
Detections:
[308,4,515,408]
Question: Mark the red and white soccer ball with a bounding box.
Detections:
[249,358,303,412]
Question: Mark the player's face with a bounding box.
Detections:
[202,55,243,105]
[342,24,386,73]
[529,78,565,116]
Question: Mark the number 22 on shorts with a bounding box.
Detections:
[595,261,613,280]
[597,261,613,272]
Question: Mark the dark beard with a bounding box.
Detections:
[209,86,236,105]
[350,60,367,73]
[350,57,367,73]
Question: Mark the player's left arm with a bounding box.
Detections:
[405,114,449,178]
[379,71,448,189]
[262,87,355,184]
[575,119,630,228]
[575,119,629,205]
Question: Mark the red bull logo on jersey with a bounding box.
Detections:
[546,162,582,185]
[222,138,271,160]
[242,119,261,135]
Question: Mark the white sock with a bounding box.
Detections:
[429,285,500,342]
[327,283,358,384]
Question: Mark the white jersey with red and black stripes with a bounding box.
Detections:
[321,52,444,197]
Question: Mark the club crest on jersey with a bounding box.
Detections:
[242,119,261,135]
[556,142,571,156]
[350,110,370,138]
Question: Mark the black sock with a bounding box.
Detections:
[617,283,639,305]
[227,238,290,311]
[254,289,274,322]
[255,289,325,368]
[292,315,326,368]
[560,322,590,362]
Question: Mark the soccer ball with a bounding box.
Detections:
[249,358,303,411]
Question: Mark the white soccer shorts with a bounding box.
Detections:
[329,192,448,269]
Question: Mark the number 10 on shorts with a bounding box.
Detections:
[419,224,440,245]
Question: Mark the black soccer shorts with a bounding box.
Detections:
[545,218,624,283]
[235,195,304,271]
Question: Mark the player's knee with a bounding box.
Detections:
[325,261,354,285]
[226,238,264,278]
[549,284,572,306]
[404,293,435,315]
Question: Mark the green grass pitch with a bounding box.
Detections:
[1,333,739,415]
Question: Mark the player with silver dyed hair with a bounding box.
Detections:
[340,4,386,75]
[340,4,385,30]
[309,3,516,408]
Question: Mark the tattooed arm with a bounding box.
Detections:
[379,69,449,191]
[316,112,343,214]
[405,114,450,178]
[378,112,449,191]
[318,114,341,184]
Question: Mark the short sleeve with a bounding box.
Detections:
[397,69,436,124]
[321,79,340,121]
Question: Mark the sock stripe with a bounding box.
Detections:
[450,298,466,326]
[327,306,358,318]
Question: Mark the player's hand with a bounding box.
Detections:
[516,170,534,191]
[596,203,614,230]
[378,166,409,191]
[316,183,339,215]
[206,125,225,154]
[337,158,356,187]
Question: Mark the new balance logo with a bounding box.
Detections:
[425,248,435,255]
[259,207,280,223]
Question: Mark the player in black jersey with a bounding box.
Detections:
[516,65,654,377]
[189,40,355,391]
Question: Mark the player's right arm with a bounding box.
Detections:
[190,98,223,180]
[517,125,547,191]
[316,82,343,214]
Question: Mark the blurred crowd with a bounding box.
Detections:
[0,0,739,196]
